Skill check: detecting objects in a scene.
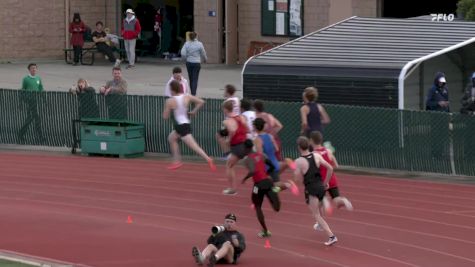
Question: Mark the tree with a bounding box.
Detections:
[457,0,475,21]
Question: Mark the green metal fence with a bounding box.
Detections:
[1,88,474,176]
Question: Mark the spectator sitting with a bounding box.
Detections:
[69,78,99,118]
[192,213,246,267]
[165,66,190,97]
[92,21,121,67]
[460,72,475,115]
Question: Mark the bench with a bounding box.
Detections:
[64,45,98,65]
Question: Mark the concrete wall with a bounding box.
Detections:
[0,0,118,60]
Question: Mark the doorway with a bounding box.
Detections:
[121,0,194,57]
[220,0,238,64]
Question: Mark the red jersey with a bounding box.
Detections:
[230,116,248,145]
[247,152,268,184]
[314,147,338,188]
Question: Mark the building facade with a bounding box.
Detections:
[0,0,378,63]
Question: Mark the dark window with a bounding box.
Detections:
[261,0,303,37]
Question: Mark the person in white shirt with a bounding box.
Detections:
[223,84,240,116]
[163,80,216,171]
[240,98,256,140]
[165,66,190,97]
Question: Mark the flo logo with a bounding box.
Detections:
[431,13,455,21]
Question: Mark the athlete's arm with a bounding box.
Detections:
[300,106,309,134]
[270,114,283,133]
[314,153,333,186]
[328,150,339,168]
[162,98,173,119]
[254,137,263,153]
[241,157,255,184]
[318,104,331,125]
[187,95,205,115]
[293,158,306,183]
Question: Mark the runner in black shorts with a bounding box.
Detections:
[241,140,280,238]
[162,80,216,171]
[293,136,338,246]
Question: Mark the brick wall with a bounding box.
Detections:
[352,0,378,17]
[194,0,221,64]
[0,0,118,60]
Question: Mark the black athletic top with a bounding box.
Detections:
[302,153,323,186]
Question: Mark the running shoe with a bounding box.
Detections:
[167,161,183,170]
[287,180,300,196]
[257,230,272,238]
[272,186,282,193]
[207,159,217,171]
[313,223,323,231]
[324,236,338,246]
[222,188,237,195]
[207,254,217,267]
[342,197,354,211]
[285,158,297,170]
[192,246,204,266]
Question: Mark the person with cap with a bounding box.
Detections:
[426,72,450,112]
[192,213,246,266]
[122,8,141,69]
[460,72,475,115]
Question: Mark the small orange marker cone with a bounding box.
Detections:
[126,215,133,224]
[264,239,271,249]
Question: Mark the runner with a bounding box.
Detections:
[300,87,330,138]
[293,136,338,246]
[253,118,298,195]
[162,80,216,171]
[241,140,281,238]
[253,100,284,160]
[217,101,250,195]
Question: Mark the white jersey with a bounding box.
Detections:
[242,110,256,139]
[224,97,241,115]
[173,95,190,124]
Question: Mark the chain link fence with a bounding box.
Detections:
[1,88,474,176]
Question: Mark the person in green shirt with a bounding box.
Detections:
[19,63,44,143]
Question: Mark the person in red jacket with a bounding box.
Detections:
[69,13,86,66]
[122,9,141,69]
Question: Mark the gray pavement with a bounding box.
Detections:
[0,58,243,99]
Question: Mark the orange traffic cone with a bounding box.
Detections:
[126,215,133,224]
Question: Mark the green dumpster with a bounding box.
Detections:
[80,118,145,158]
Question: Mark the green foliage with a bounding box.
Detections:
[457,0,475,21]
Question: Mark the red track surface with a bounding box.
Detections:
[1,151,475,267]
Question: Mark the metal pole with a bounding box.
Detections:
[65,0,70,49]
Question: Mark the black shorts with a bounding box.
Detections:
[304,182,325,204]
[252,179,280,211]
[174,123,191,137]
[327,187,340,199]
[230,143,248,159]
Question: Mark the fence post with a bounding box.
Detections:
[449,113,456,175]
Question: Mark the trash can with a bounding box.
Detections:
[80,118,145,158]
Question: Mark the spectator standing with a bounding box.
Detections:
[460,72,475,115]
[69,13,86,66]
[92,21,121,66]
[164,66,190,97]
[426,72,450,112]
[181,31,207,95]
[100,67,127,119]
[19,63,44,143]
[69,78,99,119]
[122,9,141,69]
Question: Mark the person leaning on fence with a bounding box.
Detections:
[192,213,246,267]
[300,87,331,138]
[69,13,86,66]
[69,78,99,118]
[460,72,475,115]
[426,72,450,112]
[92,21,121,67]
[100,67,127,119]
[19,63,44,143]
[181,31,207,96]
[164,66,190,97]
